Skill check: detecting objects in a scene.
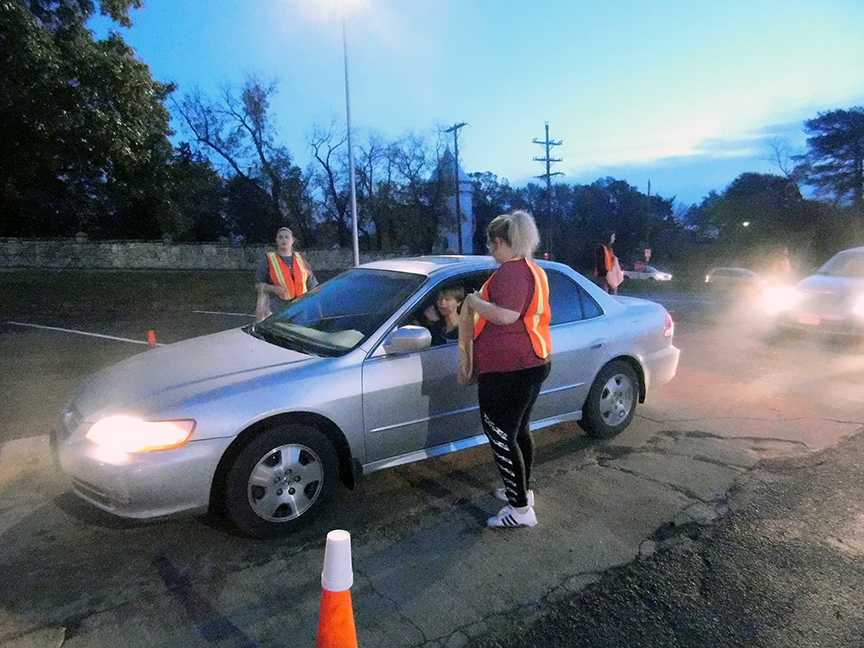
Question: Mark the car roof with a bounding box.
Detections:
[833,247,864,255]
[359,255,572,277]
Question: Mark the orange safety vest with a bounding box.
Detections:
[267,252,311,300]
[474,259,552,360]
[603,244,616,272]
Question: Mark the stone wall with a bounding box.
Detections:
[0,238,399,271]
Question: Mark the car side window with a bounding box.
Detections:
[400,271,492,347]
[578,284,603,319]
[545,270,584,324]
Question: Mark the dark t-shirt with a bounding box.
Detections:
[474,259,546,375]
[256,253,318,313]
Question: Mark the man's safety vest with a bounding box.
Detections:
[267,252,311,300]
[473,258,552,360]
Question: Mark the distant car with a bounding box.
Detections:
[704,267,762,289]
[764,247,864,336]
[53,256,680,537]
[624,265,673,282]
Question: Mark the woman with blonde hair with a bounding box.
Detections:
[462,210,552,528]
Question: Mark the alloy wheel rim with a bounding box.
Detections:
[598,373,635,427]
[247,443,324,522]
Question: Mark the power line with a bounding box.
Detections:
[444,122,468,254]
[532,122,563,254]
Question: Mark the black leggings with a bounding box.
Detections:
[478,363,551,508]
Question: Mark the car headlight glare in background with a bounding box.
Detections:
[853,296,864,318]
[761,285,803,316]
[85,416,196,453]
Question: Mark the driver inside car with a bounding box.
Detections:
[413,285,465,346]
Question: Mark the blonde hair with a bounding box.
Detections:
[487,210,540,259]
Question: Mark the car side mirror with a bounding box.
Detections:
[384,325,432,355]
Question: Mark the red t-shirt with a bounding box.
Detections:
[474,259,546,375]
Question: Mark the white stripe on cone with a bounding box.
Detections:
[321,529,353,592]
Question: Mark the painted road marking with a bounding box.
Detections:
[6,321,164,346]
[191,310,255,318]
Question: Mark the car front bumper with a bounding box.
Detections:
[778,311,864,337]
[53,428,233,519]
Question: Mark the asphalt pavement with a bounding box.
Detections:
[1,281,863,647]
[469,426,864,648]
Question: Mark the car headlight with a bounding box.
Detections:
[854,296,864,318]
[761,285,803,315]
[86,416,196,453]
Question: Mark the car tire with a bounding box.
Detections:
[578,360,640,439]
[224,423,338,538]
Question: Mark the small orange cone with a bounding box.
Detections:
[147,330,157,349]
[316,530,359,648]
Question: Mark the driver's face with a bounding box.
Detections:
[437,295,458,315]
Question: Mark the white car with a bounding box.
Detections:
[624,265,673,282]
[763,247,864,336]
[704,267,762,289]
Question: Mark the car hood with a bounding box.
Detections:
[72,327,315,420]
[798,274,864,297]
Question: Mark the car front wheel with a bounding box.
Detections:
[578,361,639,439]
[224,424,338,538]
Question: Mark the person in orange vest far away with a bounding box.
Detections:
[594,231,623,295]
[462,210,552,529]
[255,227,318,321]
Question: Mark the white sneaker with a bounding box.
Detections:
[494,487,534,507]
[486,505,537,528]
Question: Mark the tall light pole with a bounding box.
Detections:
[341,15,360,266]
[444,122,467,254]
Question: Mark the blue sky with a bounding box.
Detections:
[91,0,864,205]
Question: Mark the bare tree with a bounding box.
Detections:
[766,138,798,181]
[173,76,312,240]
[309,123,350,246]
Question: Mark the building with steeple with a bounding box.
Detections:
[431,148,475,254]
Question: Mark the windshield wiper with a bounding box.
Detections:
[248,323,328,357]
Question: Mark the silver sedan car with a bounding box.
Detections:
[53,257,680,537]
[766,246,864,335]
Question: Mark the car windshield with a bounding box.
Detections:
[817,252,864,277]
[250,268,425,356]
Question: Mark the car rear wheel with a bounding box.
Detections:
[578,361,639,439]
[224,424,338,538]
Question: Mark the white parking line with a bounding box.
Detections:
[6,321,163,346]
[191,310,256,318]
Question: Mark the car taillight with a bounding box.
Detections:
[664,312,674,338]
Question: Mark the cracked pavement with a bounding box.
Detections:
[2,306,863,647]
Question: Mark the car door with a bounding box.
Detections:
[361,273,488,465]
[531,270,608,424]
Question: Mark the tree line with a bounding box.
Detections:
[2,0,862,271]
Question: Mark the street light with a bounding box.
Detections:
[341,14,360,267]
[742,221,751,228]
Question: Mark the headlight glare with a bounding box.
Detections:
[86,416,195,453]
[854,296,864,318]
[761,285,803,315]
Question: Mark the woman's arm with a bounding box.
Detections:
[466,292,521,326]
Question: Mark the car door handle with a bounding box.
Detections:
[589,339,605,349]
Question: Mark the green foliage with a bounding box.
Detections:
[794,107,864,209]
[0,0,185,238]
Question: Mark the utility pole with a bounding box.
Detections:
[445,122,468,254]
[533,122,563,255]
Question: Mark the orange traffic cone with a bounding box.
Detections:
[316,530,359,648]
[147,330,157,349]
